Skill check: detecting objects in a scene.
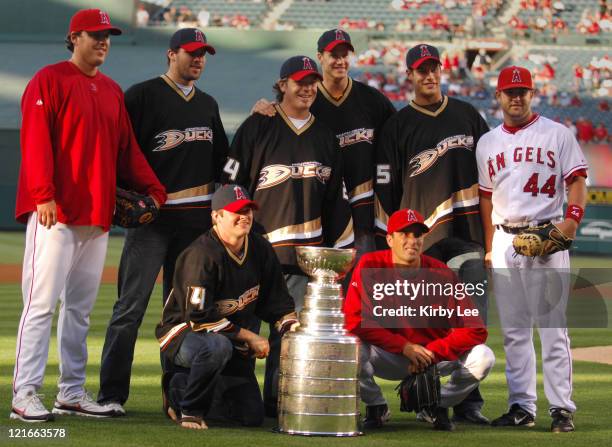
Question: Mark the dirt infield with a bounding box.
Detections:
[572,346,612,365]
[0,264,161,284]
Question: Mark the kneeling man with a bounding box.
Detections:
[155,185,297,429]
[343,209,495,431]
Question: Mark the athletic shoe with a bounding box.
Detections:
[433,406,455,431]
[416,408,435,423]
[104,402,126,417]
[52,392,116,418]
[362,403,390,429]
[550,408,574,433]
[452,409,490,425]
[491,404,535,427]
[10,392,54,422]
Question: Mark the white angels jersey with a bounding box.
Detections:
[476,114,588,226]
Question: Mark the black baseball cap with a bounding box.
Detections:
[212,185,258,213]
[169,28,216,54]
[406,44,441,69]
[280,56,323,81]
[317,29,354,53]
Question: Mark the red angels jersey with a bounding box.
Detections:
[476,114,588,226]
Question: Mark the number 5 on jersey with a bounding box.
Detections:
[377,164,391,184]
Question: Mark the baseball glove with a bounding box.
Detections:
[395,365,441,413]
[113,188,159,228]
[512,223,573,257]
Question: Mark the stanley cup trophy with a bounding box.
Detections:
[277,246,362,436]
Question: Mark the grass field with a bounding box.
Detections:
[1,232,611,446]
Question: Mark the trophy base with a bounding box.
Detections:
[272,426,363,437]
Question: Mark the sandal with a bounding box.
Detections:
[179,414,208,430]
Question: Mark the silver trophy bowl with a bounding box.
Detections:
[296,246,357,282]
[278,246,362,437]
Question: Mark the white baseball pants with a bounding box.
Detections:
[359,342,495,408]
[491,228,576,415]
[13,213,108,402]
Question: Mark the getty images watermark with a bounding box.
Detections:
[359,268,611,329]
[371,278,485,318]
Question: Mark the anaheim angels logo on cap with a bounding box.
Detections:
[194,29,204,43]
[497,65,533,90]
[335,29,346,41]
[303,57,314,71]
[420,45,432,57]
[386,208,429,234]
[234,186,247,201]
[99,11,110,25]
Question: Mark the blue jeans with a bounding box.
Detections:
[165,344,264,427]
[173,332,234,417]
[98,222,203,404]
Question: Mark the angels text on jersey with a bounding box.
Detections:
[487,146,558,197]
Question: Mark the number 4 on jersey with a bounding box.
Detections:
[523,173,556,197]
[223,158,240,182]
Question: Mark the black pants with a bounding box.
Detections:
[167,335,265,426]
[425,237,488,414]
[98,222,203,405]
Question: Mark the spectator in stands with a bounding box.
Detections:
[576,117,595,142]
[552,18,568,35]
[583,66,594,90]
[552,0,566,14]
[577,9,601,34]
[163,6,178,25]
[599,99,610,112]
[177,6,196,25]
[594,122,609,142]
[136,3,149,27]
[535,15,549,32]
[230,14,250,30]
[558,91,571,107]
[509,15,529,37]
[573,64,584,91]
[570,94,582,107]
[471,49,491,80]
[599,0,609,16]
[396,18,413,32]
[197,8,210,28]
[538,62,555,81]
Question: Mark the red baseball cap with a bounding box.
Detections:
[69,9,122,35]
[212,185,258,213]
[387,209,430,235]
[497,66,533,91]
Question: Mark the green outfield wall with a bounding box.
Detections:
[0,129,19,230]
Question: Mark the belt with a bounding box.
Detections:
[496,221,551,234]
